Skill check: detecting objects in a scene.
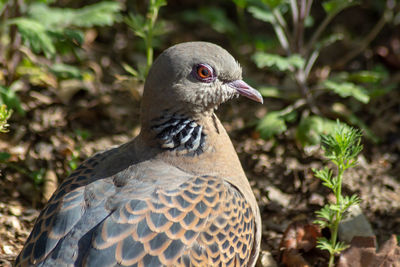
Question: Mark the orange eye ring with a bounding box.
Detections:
[197,65,211,79]
[193,64,215,82]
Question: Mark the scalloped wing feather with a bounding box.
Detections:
[16,160,255,267]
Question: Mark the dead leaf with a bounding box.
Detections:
[338,235,400,267]
[279,221,322,267]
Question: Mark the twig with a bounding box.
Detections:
[272,9,292,54]
[294,69,320,115]
[290,0,299,50]
[279,98,307,116]
[290,0,299,27]
[304,49,319,78]
[295,0,308,51]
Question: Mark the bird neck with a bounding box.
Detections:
[149,112,207,156]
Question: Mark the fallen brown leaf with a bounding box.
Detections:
[338,235,400,267]
[279,221,322,267]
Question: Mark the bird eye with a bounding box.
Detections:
[193,64,215,82]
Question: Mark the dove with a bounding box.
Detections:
[15,41,263,267]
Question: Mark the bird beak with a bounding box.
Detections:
[227,80,263,104]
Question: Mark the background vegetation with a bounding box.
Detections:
[0,0,399,266]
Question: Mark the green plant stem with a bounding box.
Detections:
[294,68,320,115]
[328,161,344,267]
[145,33,153,77]
[271,9,291,54]
[144,0,155,77]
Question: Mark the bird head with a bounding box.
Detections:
[141,42,263,121]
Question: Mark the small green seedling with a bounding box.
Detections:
[125,0,167,80]
[0,105,12,133]
[313,121,363,267]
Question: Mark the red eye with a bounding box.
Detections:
[197,65,211,79]
[193,64,214,82]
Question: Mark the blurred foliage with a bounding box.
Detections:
[0,0,122,185]
[125,0,167,81]
[0,0,122,116]
[253,52,304,71]
[7,1,122,58]
[236,0,399,148]
[0,82,25,116]
[67,129,91,174]
[182,7,237,35]
[0,104,12,132]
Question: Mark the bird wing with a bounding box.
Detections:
[16,149,255,267]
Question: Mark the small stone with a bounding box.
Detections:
[9,205,22,217]
[258,251,278,267]
[309,193,324,206]
[267,186,291,207]
[339,204,375,244]
[8,216,22,231]
[2,245,13,255]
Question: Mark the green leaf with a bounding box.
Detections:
[324,80,370,104]
[8,18,55,58]
[0,151,11,161]
[342,195,361,211]
[50,63,83,80]
[181,7,237,34]
[247,6,275,24]
[321,122,363,162]
[316,205,334,221]
[62,29,85,46]
[331,103,379,143]
[29,2,122,28]
[329,203,341,211]
[152,20,168,37]
[316,237,335,254]
[258,86,281,98]
[16,58,55,87]
[322,0,359,15]
[262,0,284,9]
[0,84,25,116]
[368,84,395,99]
[253,52,305,71]
[153,0,167,9]
[333,241,349,253]
[125,13,146,38]
[256,111,287,139]
[75,129,91,140]
[296,116,339,147]
[0,105,12,133]
[31,168,45,186]
[347,70,384,84]
[233,0,247,8]
[316,33,344,50]
[313,168,335,189]
[122,63,140,78]
[314,219,328,228]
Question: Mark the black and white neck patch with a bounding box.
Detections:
[151,114,206,156]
